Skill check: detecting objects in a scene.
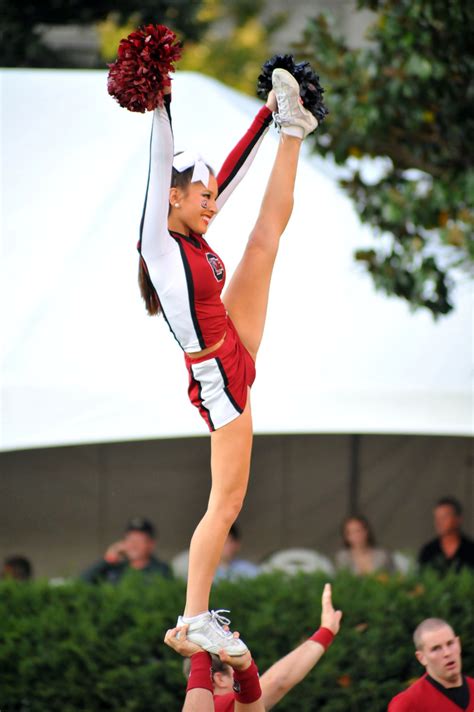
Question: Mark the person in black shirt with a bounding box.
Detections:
[418,497,474,574]
[81,517,171,584]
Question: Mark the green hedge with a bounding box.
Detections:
[1,570,473,711]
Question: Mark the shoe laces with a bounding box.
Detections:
[273,90,305,130]
[209,609,233,638]
[274,91,290,119]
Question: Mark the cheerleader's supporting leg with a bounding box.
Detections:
[184,394,253,618]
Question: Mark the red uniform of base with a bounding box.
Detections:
[388,674,474,711]
[213,693,234,712]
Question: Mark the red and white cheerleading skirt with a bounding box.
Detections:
[184,317,256,432]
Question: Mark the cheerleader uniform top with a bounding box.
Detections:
[137,95,273,353]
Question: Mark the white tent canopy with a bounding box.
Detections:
[1,70,472,451]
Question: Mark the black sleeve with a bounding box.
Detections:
[162,562,173,579]
[418,541,435,566]
[80,559,113,584]
[461,537,474,567]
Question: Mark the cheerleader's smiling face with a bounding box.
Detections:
[169,175,218,236]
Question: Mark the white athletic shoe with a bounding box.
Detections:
[177,609,248,656]
[272,68,318,139]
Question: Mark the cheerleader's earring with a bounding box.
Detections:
[174,202,181,208]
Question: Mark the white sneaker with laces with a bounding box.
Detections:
[177,609,248,656]
[272,68,318,139]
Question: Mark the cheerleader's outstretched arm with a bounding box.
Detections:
[138,94,175,264]
[215,101,274,214]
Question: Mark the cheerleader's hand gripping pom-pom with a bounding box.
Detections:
[257,54,328,124]
[107,24,182,113]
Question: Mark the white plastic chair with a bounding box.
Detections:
[171,549,189,580]
[392,550,415,575]
[261,548,335,576]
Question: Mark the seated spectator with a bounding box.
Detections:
[80,517,171,584]
[418,496,474,574]
[335,514,395,575]
[165,582,342,711]
[214,524,260,582]
[1,555,33,581]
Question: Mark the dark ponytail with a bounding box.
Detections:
[138,257,161,316]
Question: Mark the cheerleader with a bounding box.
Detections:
[109,30,323,655]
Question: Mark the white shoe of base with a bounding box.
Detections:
[177,609,248,656]
[272,68,318,139]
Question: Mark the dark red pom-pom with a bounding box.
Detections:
[107,24,182,113]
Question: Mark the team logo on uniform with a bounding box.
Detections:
[206,252,225,282]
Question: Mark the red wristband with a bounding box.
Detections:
[233,659,261,704]
[186,651,213,693]
[259,105,273,120]
[310,627,335,650]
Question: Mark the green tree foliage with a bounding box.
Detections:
[1,570,474,710]
[0,0,208,67]
[178,0,287,94]
[294,0,473,316]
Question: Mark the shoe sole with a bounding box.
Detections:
[272,68,300,94]
[187,630,248,656]
[272,68,317,136]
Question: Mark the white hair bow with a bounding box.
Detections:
[173,151,210,188]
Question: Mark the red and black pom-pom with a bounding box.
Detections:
[257,54,328,124]
[107,24,182,113]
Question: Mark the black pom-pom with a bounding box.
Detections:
[257,54,328,124]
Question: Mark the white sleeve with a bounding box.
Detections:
[138,97,174,262]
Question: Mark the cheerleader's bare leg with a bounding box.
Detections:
[223,132,303,360]
[184,395,253,617]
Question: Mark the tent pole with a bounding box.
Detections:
[349,434,361,514]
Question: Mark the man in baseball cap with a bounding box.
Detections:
[80,516,171,584]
